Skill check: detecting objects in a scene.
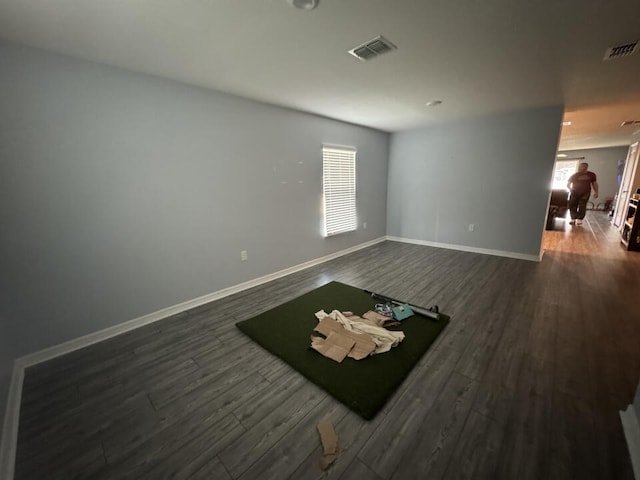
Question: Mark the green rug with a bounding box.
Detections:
[235,281,449,420]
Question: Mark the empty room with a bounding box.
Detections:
[1,1,640,479]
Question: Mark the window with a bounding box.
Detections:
[322,145,357,237]
[551,160,578,189]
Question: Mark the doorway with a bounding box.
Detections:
[613,142,639,229]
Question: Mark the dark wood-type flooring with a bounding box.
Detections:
[14,211,640,479]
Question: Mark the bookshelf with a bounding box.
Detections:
[621,198,640,251]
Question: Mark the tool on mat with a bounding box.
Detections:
[374,303,394,317]
[364,289,441,321]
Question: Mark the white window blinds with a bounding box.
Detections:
[322,145,357,237]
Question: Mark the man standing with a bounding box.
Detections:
[567,162,599,226]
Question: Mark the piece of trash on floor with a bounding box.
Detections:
[317,420,339,470]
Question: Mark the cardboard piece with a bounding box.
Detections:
[313,317,376,360]
[317,420,339,470]
[310,331,356,363]
[362,310,401,328]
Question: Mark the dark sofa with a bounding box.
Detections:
[546,189,569,230]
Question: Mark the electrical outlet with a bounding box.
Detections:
[468,223,475,232]
[240,250,248,261]
[363,222,367,230]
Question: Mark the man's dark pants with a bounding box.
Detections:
[568,191,590,220]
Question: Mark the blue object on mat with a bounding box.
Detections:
[392,303,414,320]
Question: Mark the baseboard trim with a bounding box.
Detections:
[17,236,386,369]
[0,236,385,480]
[621,407,640,480]
[0,362,25,480]
[386,236,542,262]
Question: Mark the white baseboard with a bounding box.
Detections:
[17,236,386,369]
[621,407,640,480]
[0,236,385,480]
[386,236,542,262]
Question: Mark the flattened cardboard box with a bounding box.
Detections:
[310,331,355,363]
[311,316,376,361]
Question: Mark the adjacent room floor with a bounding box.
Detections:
[13,211,640,479]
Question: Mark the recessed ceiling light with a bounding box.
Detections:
[287,0,318,10]
[562,121,572,126]
[557,153,568,158]
[425,100,442,107]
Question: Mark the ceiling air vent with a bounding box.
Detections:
[603,41,638,61]
[348,35,397,61]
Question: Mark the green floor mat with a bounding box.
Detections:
[235,281,449,420]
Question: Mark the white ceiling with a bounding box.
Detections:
[1,0,640,151]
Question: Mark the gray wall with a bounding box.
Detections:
[558,146,629,202]
[386,106,563,257]
[0,42,390,427]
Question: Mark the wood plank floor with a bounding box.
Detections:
[14,211,640,479]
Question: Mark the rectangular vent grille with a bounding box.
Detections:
[348,35,397,61]
[603,41,638,61]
